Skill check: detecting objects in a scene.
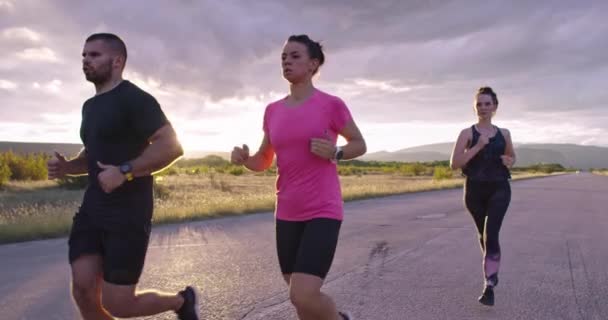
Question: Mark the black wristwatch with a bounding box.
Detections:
[119,162,134,181]
[334,146,344,161]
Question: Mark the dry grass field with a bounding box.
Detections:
[0,171,554,244]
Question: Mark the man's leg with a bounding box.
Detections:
[71,255,113,320]
[100,221,199,319]
[68,211,113,319]
[101,282,184,318]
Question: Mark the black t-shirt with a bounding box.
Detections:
[79,80,168,221]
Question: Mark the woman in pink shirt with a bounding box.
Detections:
[231,34,366,320]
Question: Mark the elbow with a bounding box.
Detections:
[247,153,273,172]
[360,139,367,156]
[158,134,183,160]
[450,160,460,170]
[172,142,184,160]
[261,156,274,171]
[349,138,367,158]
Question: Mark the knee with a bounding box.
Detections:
[289,286,318,310]
[71,280,97,307]
[486,251,501,260]
[283,274,291,286]
[102,295,135,318]
[484,241,501,257]
[485,234,500,249]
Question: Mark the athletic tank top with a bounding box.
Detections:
[462,125,511,181]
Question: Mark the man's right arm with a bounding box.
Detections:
[65,148,89,175]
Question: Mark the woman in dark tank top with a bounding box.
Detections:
[449,87,516,306]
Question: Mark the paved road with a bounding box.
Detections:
[1,173,606,319]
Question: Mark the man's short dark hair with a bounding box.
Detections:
[86,33,127,62]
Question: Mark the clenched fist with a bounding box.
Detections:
[500,155,514,168]
[47,152,68,180]
[477,133,491,147]
[97,162,125,193]
[310,138,336,160]
[231,144,250,165]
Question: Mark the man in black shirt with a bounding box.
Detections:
[47,33,199,320]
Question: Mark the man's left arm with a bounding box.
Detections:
[97,124,183,193]
[130,124,183,177]
[97,89,183,193]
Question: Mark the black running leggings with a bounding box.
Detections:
[464,179,511,286]
[276,218,342,279]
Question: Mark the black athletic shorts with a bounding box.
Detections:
[68,210,151,285]
[276,218,342,279]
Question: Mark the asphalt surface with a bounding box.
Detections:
[1,173,606,320]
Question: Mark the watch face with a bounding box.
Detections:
[336,150,344,160]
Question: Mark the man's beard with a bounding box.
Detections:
[85,60,113,85]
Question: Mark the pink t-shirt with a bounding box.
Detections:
[263,89,353,221]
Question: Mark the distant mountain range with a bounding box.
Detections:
[360,142,608,169]
[1,141,607,169]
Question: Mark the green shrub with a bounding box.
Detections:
[57,175,89,189]
[0,151,48,181]
[514,163,566,174]
[228,166,245,176]
[433,166,453,180]
[0,160,10,187]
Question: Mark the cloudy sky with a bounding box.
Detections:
[1,0,607,154]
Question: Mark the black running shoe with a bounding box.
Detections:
[176,286,199,320]
[478,285,495,306]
